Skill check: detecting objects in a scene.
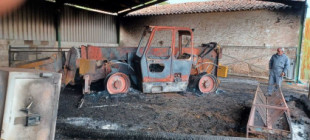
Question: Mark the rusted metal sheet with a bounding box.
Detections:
[246,85,292,139]
[0,68,61,140]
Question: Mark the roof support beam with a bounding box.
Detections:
[118,0,166,16]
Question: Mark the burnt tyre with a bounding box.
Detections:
[198,74,218,94]
[105,72,131,94]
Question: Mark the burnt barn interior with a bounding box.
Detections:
[0,0,310,140]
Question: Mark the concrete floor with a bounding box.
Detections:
[55,76,310,140]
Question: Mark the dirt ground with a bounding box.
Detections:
[55,76,310,140]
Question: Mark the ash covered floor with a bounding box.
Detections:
[55,76,310,139]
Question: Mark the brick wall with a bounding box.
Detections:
[120,9,302,78]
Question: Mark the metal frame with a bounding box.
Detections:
[9,46,70,67]
[246,84,292,139]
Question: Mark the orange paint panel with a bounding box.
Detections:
[147,47,170,57]
[81,46,103,60]
[173,47,179,56]
[87,46,103,60]
[192,48,201,55]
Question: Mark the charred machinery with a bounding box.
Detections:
[63,26,222,94]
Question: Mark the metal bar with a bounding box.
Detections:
[9,49,69,51]
[248,126,291,133]
[36,47,38,60]
[253,104,288,110]
[10,47,72,49]
[296,2,306,82]
[247,126,291,136]
[246,106,256,138]
[221,45,297,49]
[266,98,270,129]
[222,54,268,72]
[247,85,260,131]
[285,111,293,135]
[119,0,167,16]
[10,51,68,52]
[278,89,289,108]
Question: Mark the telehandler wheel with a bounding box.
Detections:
[198,74,218,94]
[105,72,131,94]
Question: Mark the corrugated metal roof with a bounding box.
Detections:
[58,0,166,15]
[127,0,291,16]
